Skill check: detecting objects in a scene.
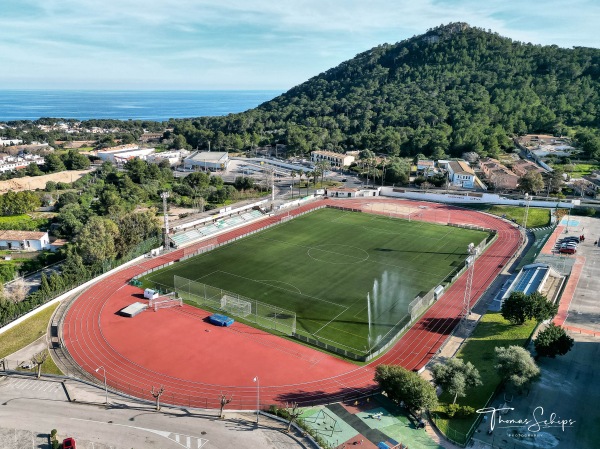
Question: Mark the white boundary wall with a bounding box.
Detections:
[0,246,163,336]
[380,187,575,208]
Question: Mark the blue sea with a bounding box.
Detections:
[0,90,283,122]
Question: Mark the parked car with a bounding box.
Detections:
[63,438,76,449]
[559,247,576,254]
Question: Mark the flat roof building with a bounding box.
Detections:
[183,151,229,171]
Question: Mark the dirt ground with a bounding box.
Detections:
[0,169,93,194]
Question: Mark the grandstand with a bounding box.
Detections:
[489,263,564,311]
[170,209,264,248]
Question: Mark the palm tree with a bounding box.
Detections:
[298,171,304,197]
[306,171,313,195]
[290,170,297,199]
[316,160,330,186]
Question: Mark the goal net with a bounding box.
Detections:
[174,275,296,335]
[220,294,251,317]
[149,293,183,312]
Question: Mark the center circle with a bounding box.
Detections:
[307,244,369,264]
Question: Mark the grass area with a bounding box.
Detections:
[143,208,488,356]
[0,303,58,359]
[484,205,551,228]
[562,163,599,178]
[0,214,49,231]
[432,312,537,445]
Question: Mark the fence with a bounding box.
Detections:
[174,275,297,336]
[0,235,161,329]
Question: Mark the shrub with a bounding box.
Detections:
[456,406,475,418]
[445,403,461,417]
[444,404,475,418]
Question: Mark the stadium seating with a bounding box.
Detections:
[170,209,265,248]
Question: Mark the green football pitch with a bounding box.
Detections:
[142,208,488,355]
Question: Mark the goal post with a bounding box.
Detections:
[173,275,296,335]
[220,294,251,318]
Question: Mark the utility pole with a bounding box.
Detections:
[161,191,170,251]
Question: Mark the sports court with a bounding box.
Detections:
[142,208,488,356]
[61,198,522,409]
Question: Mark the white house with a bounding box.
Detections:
[0,231,50,251]
[0,139,23,146]
[440,160,476,188]
[183,151,229,171]
[0,154,45,173]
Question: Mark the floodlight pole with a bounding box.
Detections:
[522,193,531,230]
[462,243,478,323]
[161,191,170,251]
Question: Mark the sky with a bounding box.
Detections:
[0,0,598,91]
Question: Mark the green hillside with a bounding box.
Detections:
[172,23,600,158]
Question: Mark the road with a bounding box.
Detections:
[0,376,311,449]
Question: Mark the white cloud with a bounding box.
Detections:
[0,0,598,89]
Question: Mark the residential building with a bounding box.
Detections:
[480,158,520,190]
[0,230,50,251]
[0,154,45,173]
[183,151,229,171]
[0,139,23,146]
[439,160,476,188]
[416,160,435,175]
[311,151,355,168]
[511,159,545,177]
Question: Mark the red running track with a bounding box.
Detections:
[62,198,521,409]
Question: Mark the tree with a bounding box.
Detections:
[527,291,558,322]
[534,324,574,358]
[546,168,564,194]
[31,351,48,379]
[285,402,302,432]
[25,162,43,176]
[374,365,438,413]
[115,211,160,257]
[61,149,90,170]
[39,273,52,299]
[501,291,529,325]
[290,170,297,198]
[431,358,482,404]
[219,392,233,418]
[501,291,558,325]
[151,385,165,411]
[75,216,119,268]
[5,278,28,303]
[44,154,66,173]
[518,171,544,194]
[495,346,540,391]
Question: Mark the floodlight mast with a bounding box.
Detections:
[161,191,170,251]
[461,243,478,322]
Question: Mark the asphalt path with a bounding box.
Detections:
[0,376,311,449]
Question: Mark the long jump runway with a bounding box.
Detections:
[62,198,521,409]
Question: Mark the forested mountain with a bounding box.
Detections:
[172,23,600,158]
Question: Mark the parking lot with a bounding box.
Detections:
[561,215,600,332]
